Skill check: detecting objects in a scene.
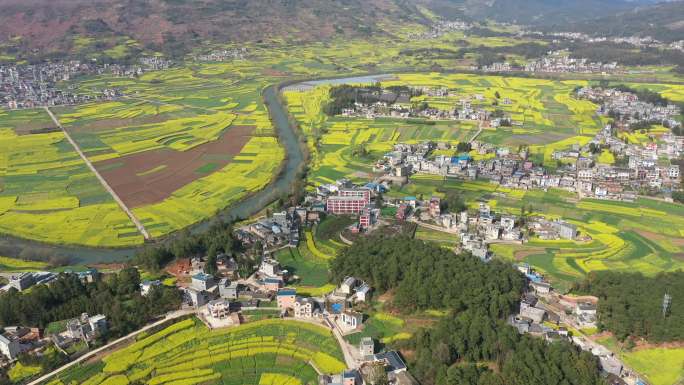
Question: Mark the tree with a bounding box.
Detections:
[204,254,218,276]
[375,192,384,209]
[456,142,472,153]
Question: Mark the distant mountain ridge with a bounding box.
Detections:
[420,0,684,42]
[0,0,427,59]
[559,1,684,42]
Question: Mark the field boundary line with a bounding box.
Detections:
[44,107,151,240]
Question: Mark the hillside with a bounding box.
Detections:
[0,0,427,59]
[562,1,684,42]
[420,0,662,26]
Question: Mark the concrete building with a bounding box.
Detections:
[340,310,363,331]
[294,297,315,318]
[277,288,297,310]
[218,278,238,299]
[191,273,215,291]
[208,299,232,319]
[187,287,210,307]
[0,334,21,360]
[359,337,375,358]
[9,273,35,291]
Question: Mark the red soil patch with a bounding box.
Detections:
[166,258,191,277]
[514,248,545,261]
[94,125,255,208]
[261,68,289,77]
[88,263,127,271]
[68,114,168,133]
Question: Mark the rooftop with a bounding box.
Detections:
[277,289,296,296]
[192,272,213,282]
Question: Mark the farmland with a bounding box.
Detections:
[595,335,684,385]
[1,25,684,250]
[49,318,345,385]
[284,73,614,187]
[283,73,684,292]
[0,108,143,246]
[0,65,285,245]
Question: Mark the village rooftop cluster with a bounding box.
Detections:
[0,57,171,109]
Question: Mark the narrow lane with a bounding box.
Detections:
[44,107,151,240]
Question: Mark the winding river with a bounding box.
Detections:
[0,75,391,264]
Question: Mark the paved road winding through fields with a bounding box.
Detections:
[44,107,151,240]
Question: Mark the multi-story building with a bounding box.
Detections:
[0,334,21,360]
[191,273,215,291]
[276,288,297,310]
[208,299,231,319]
[327,196,368,214]
[294,297,315,318]
[218,278,238,299]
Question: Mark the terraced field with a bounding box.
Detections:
[49,318,345,385]
[284,73,684,291]
[284,73,610,187]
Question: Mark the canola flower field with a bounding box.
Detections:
[284,73,684,291]
[49,318,346,385]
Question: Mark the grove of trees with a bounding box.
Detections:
[573,271,684,342]
[0,268,181,337]
[331,235,605,385]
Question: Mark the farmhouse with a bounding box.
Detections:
[277,288,297,310]
[191,273,215,291]
[207,299,232,319]
[340,310,363,331]
[0,334,21,360]
[359,337,375,358]
[218,278,239,299]
[294,297,316,318]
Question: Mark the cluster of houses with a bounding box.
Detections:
[508,268,640,383]
[274,276,370,332]
[194,47,248,62]
[480,51,621,75]
[375,134,681,202]
[524,51,621,74]
[576,124,682,198]
[0,326,43,365]
[0,57,171,109]
[235,208,302,249]
[0,271,104,368]
[407,19,470,40]
[321,346,413,385]
[341,89,515,129]
[577,86,681,130]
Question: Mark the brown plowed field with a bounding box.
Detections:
[93,125,255,208]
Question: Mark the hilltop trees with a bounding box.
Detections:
[332,235,604,385]
[573,271,684,342]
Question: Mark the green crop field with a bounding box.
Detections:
[0,108,144,246]
[596,335,684,385]
[2,23,683,249]
[49,318,346,385]
[0,65,284,246]
[283,72,684,292]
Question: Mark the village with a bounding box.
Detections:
[480,50,622,74]
[0,57,171,109]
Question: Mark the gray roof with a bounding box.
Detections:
[374,351,406,372]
